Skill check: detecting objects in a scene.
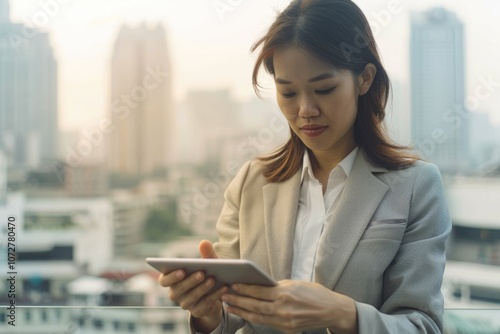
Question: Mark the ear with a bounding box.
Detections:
[357,63,377,96]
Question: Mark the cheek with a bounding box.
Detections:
[328,90,358,122]
[276,99,296,121]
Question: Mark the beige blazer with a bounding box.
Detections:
[195,148,451,334]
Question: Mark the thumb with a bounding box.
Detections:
[199,239,218,259]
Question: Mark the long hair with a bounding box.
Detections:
[251,0,419,182]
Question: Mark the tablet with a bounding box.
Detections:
[146,258,277,295]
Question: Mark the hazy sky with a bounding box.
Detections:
[8,0,500,130]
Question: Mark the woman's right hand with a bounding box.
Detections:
[159,240,227,333]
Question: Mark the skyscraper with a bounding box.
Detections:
[0,0,9,23]
[108,23,173,176]
[410,7,468,173]
[0,0,58,172]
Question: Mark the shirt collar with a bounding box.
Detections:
[301,149,315,182]
[301,147,359,183]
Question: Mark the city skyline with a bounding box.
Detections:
[1,2,500,328]
[6,0,500,132]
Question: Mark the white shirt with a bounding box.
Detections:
[290,147,359,282]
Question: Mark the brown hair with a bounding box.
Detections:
[251,0,419,182]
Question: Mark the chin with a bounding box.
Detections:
[304,143,333,152]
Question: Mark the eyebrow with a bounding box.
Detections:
[275,72,335,84]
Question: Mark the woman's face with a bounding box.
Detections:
[273,46,361,157]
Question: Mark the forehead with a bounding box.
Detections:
[273,45,347,80]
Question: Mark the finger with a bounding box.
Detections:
[169,271,205,299]
[232,283,275,300]
[225,304,291,333]
[158,270,185,287]
[199,240,218,259]
[222,293,275,316]
[225,304,267,326]
[180,277,217,309]
[191,286,228,317]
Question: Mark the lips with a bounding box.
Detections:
[300,125,327,137]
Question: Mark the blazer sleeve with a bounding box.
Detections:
[355,162,452,334]
[213,160,250,260]
[188,161,252,334]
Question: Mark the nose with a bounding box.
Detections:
[298,95,320,118]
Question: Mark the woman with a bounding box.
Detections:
[160,0,451,333]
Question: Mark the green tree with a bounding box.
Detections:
[143,201,191,242]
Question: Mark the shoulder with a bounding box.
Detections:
[411,160,442,177]
[405,160,444,189]
[409,161,447,199]
[384,160,448,215]
[231,159,269,185]
[378,159,443,189]
[225,159,272,195]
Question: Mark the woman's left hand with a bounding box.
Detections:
[222,280,358,334]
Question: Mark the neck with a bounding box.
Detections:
[310,141,357,175]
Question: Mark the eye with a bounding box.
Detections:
[280,92,296,99]
[316,87,335,95]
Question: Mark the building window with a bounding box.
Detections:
[25,311,31,323]
[161,322,176,331]
[18,245,74,261]
[128,322,136,332]
[24,213,76,230]
[113,321,120,330]
[41,309,48,321]
[93,319,104,329]
[0,312,5,323]
[23,278,50,296]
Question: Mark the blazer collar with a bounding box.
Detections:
[262,148,389,285]
[262,168,301,281]
[314,149,389,289]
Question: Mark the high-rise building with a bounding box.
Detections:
[0,0,58,172]
[108,23,173,176]
[410,7,468,173]
[0,0,9,23]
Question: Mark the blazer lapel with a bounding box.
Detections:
[262,169,301,281]
[314,149,389,289]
